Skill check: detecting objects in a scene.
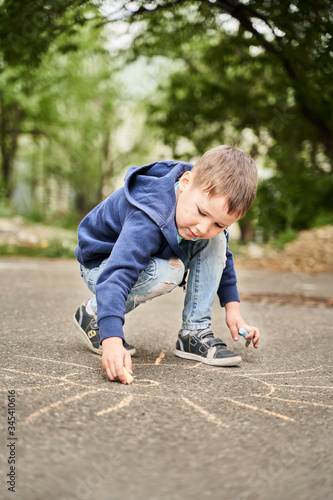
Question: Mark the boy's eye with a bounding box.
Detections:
[198,207,225,229]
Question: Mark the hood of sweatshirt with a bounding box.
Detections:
[123,160,193,254]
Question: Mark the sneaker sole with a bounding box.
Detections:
[124,345,136,356]
[174,349,242,366]
[72,314,137,356]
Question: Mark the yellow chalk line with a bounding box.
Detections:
[14,354,96,370]
[236,375,276,393]
[219,396,295,422]
[271,387,333,396]
[264,374,332,379]
[2,367,89,387]
[187,362,203,369]
[182,397,229,429]
[0,384,62,393]
[2,366,159,392]
[253,395,333,409]
[96,395,134,416]
[2,367,67,381]
[274,384,333,389]
[135,379,160,387]
[10,357,325,381]
[154,351,165,365]
[21,388,107,425]
[230,366,323,377]
[6,357,330,423]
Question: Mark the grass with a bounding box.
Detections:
[272,228,299,250]
[0,239,76,259]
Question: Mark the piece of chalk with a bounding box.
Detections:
[123,367,134,385]
[239,328,250,340]
[238,327,248,336]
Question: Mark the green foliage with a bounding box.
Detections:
[24,206,45,224]
[1,0,332,240]
[22,205,81,230]
[311,212,333,229]
[0,2,126,220]
[273,229,299,250]
[0,179,14,215]
[0,240,75,259]
[256,163,333,240]
[0,0,96,67]
[124,0,333,237]
[29,24,121,216]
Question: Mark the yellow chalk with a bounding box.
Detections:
[123,367,134,385]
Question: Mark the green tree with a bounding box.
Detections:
[118,0,333,237]
[0,0,106,199]
[0,0,101,67]
[2,1,332,235]
[26,25,121,217]
[0,1,123,219]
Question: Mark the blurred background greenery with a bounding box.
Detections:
[0,0,332,257]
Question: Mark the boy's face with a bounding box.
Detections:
[175,171,239,240]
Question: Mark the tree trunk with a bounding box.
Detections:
[239,219,254,243]
[0,94,22,197]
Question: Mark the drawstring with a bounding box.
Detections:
[178,270,188,292]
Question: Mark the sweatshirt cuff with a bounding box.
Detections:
[218,285,240,307]
[98,316,124,343]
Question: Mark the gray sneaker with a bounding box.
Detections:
[175,327,241,366]
[73,303,136,356]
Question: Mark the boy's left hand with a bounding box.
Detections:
[225,301,260,348]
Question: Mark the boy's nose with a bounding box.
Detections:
[196,222,210,237]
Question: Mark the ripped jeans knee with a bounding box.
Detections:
[125,256,185,313]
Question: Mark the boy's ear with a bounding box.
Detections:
[178,171,193,192]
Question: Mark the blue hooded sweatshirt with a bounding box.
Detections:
[75,160,240,343]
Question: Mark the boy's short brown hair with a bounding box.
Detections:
[191,145,258,218]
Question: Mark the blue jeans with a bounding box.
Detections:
[80,233,227,330]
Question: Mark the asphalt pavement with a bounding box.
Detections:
[1,257,333,500]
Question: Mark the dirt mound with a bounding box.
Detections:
[235,226,333,273]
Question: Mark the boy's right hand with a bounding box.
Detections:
[101,337,133,384]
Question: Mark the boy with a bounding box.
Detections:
[73,145,260,384]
